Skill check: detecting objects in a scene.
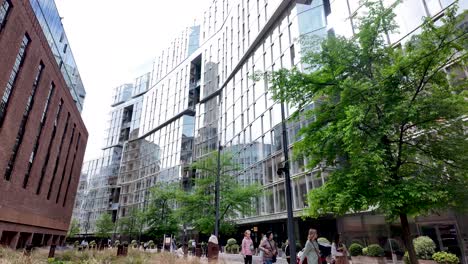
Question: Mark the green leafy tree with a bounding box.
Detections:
[144,182,180,238]
[95,213,115,239]
[177,152,262,235]
[67,219,80,238]
[118,207,145,240]
[267,2,468,264]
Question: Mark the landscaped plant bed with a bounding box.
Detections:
[351,255,387,264]
[418,260,438,264]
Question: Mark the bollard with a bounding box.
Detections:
[117,245,123,256]
[48,244,56,258]
[207,242,219,263]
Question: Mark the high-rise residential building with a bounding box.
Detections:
[74,0,468,262]
[0,0,88,249]
[73,73,150,235]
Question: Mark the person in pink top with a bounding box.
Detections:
[241,230,255,264]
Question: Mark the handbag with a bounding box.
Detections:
[267,240,277,263]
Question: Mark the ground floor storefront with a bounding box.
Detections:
[235,211,468,264]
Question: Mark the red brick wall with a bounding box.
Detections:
[0,0,88,238]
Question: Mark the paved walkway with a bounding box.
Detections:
[200,253,289,263]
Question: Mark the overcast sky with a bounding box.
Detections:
[55,0,212,160]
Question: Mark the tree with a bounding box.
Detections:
[95,213,115,239]
[177,152,263,235]
[67,219,80,238]
[144,182,180,239]
[118,207,145,241]
[267,2,468,264]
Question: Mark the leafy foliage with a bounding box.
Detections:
[67,219,80,238]
[95,213,114,239]
[349,243,364,256]
[144,182,180,238]
[177,152,262,235]
[367,244,385,257]
[268,1,468,264]
[413,236,436,260]
[432,251,459,264]
[118,207,145,239]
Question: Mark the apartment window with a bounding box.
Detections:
[0,0,11,32]
[62,133,81,206]
[56,124,76,203]
[37,99,63,194]
[0,34,30,127]
[4,62,44,181]
[47,112,70,200]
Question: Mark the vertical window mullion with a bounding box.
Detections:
[0,34,30,127]
[4,62,44,181]
[24,83,55,187]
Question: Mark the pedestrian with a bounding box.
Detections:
[332,234,349,264]
[284,239,291,264]
[259,231,278,264]
[299,229,320,264]
[241,230,255,264]
[192,240,196,255]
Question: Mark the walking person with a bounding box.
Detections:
[259,231,278,264]
[332,234,349,264]
[241,230,255,264]
[299,229,320,264]
[284,239,291,264]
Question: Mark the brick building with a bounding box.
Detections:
[0,0,88,249]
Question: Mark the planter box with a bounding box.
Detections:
[419,260,437,264]
[352,256,386,264]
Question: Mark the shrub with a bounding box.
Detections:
[363,247,368,256]
[318,237,331,244]
[225,239,240,254]
[188,239,195,249]
[89,240,96,248]
[148,240,155,249]
[432,252,459,264]
[414,236,436,260]
[114,240,120,247]
[349,243,364,256]
[73,241,80,248]
[131,240,138,248]
[367,244,384,257]
[404,251,410,264]
[227,238,237,245]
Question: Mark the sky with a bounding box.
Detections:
[55,0,212,160]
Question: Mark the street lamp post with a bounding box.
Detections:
[215,142,222,238]
[277,101,297,264]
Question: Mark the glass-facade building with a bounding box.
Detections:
[73,0,467,262]
[29,0,86,111]
[73,73,150,233]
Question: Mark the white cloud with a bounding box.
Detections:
[55,0,212,160]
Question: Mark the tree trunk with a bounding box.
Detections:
[400,213,418,264]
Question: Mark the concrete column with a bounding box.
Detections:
[10,232,19,249]
[25,233,33,246]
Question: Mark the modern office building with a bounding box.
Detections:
[0,0,88,249]
[73,73,150,234]
[73,0,467,261]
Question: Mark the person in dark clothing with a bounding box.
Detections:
[284,239,291,264]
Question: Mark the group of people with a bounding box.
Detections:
[240,229,349,264]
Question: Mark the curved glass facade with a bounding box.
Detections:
[73,0,467,240]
